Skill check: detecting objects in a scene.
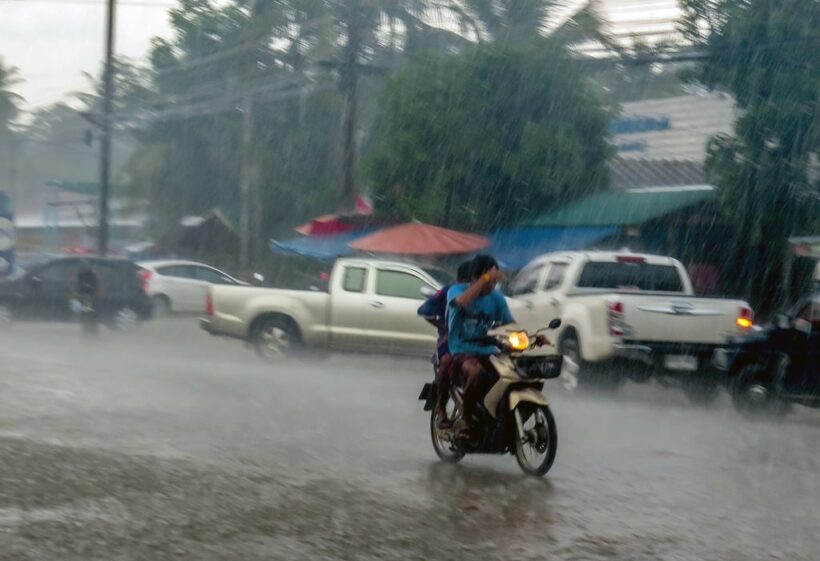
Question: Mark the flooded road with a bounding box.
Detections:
[0,318,818,560]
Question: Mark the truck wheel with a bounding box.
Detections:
[561,334,623,393]
[730,363,790,420]
[682,372,721,406]
[252,316,301,360]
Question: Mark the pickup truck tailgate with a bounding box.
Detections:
[619,296,748,345]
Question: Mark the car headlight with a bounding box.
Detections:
[507,331,530,351]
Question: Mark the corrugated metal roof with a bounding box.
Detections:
[610,157,706,189]
[528,186,715,227]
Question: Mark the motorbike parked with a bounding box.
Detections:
[419,319,563,476]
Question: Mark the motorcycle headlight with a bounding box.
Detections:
[507,331,530,351]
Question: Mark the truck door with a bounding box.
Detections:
[363,266,437,354]
[511,262,567,332]
[328,264,372,351]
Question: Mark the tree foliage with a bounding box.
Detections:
[0,58,22,135]
[681,0,820,310]
[367,40,614,231]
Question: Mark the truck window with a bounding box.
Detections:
[342,267,367,293]
[508,264,544,296]
[544,263,568,290]
[375,270,429,299]
[577,262,684,292]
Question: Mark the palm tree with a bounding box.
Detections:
[463,0,612,47]
[0,59,23,133]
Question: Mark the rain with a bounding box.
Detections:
[0,0,819,559]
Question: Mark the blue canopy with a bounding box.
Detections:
[271,229,380,260]
[488,227,618,269]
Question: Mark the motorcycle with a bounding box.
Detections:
[418,318,563,476]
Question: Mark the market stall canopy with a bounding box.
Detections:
[349,223,488,255]
[272,229,380,260]
[488,227,618,270]
[527,186,715,227]
[294,194,375,236]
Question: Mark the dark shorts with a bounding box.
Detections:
[449,354,496,386]
[436,336,450,361]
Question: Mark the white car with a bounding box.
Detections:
[138,260,244,314]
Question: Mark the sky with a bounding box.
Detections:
[0,0,680,114]
[1,0,174,110]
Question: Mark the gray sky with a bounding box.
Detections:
[1,0,680,114]
[1,0,173,111]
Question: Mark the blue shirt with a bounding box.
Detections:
[447,284,515,356]
[417,284,452,338]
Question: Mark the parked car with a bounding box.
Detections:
[507,251,753,403]
[0,256,152,329]
[201,258,451,358]
[718,295,820,418]
[138,260,244,315]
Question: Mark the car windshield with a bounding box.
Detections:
[421,266,454,287]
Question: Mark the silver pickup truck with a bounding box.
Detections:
[201,258,451,358]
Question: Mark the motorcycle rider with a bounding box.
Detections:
[447,255,515,436]
[71,260,100,318]
[417,260,472,429]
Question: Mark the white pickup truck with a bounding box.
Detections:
[507,251,753,403]
[201,258,450,358]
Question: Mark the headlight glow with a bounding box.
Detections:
[507,332,530,351]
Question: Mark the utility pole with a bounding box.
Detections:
[340,0,361,212]
[239,95,254,274]
[97,0,116,256]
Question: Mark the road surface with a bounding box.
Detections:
[0,318,817,560]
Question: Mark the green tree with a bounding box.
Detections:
[368,40,614,231]
[680,0,820,311]
[0,58,23,133]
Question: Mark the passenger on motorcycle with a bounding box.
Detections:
[447,255,515,436]
[417,261,472,429]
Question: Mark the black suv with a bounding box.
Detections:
[0,256,152,328]
[722,294,820,418]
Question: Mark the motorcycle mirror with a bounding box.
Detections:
[548,318,562,330]
[420,286,437,298]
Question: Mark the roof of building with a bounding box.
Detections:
[527,185,716,227]
[609,157,706,189]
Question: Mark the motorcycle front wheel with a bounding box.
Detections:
[514,404,557,476]
[430,396,465,464]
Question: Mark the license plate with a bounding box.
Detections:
[664,355,699,371]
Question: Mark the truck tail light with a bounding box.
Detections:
[137,268,152,293]
[205,289,214,316]
[608,300,624,337]
[736,307,753,329]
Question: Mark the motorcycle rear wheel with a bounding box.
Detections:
[430,397,465,464]
[514,404,557,477]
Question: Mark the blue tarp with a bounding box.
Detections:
[273,226,617,266]
[488,227,618,270]
[271,229,379,260]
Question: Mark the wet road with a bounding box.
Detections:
[0,318,818,560]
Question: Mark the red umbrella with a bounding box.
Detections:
[349,223,488,255]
